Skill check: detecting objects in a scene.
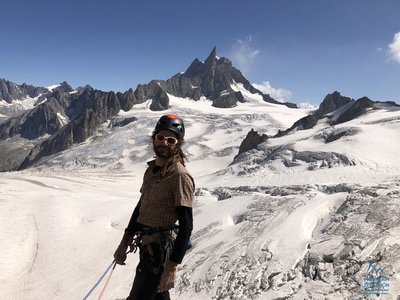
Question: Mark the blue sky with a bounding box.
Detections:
[1,0,399,105]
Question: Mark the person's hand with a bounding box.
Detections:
[114,244,128,265]
[159,260,177,292]
[114,231,134,265]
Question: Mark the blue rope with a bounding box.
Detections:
[82,259,116,300]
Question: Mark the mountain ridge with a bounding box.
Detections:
[0,78,48,103]
[0,49,398,172]
[0,48,297,171]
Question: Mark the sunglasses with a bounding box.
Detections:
[155,134,178,145]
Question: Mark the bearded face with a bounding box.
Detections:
[153,130,178,159]
[153,142,176,158]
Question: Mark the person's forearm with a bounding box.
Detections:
[125,200,142,235]
[119,230,133,247]
[170,206,193,264]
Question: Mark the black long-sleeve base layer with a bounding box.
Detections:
[125,201,193,264]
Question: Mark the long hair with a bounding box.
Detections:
[175,140,187,166]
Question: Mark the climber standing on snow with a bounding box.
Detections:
[114,114,195,300]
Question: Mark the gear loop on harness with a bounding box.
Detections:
[129,233,142,254]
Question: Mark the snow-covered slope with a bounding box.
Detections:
[0,90,399,299]
[0,95,42,118]
[0,83,56,119]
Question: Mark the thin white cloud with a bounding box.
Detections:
[230,36,260,74]
[253,81,292,103]
[298,102,317,110]
[388,32,400,63]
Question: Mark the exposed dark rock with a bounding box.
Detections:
[316,128,359,143]
[52,81,74,94]
[20,98,68,139]
[0,115,24,140]
[325,131,347,143]
[76,84,93,93]
[262,94,298,108]
[0,138,38,171]
[282,158,301,167]
[71,110,97,143]
[237,129,268,156]
[165,74,203,100]
[65,87,97,120]
[19,124,74,170]
[376,100,400,107]
[213,91,244,108]
[274,115,319,138]
[0,78,47,103]
[293,151,355,166]
[109,116,137,128]
[184,58,204,78]
[335,97,375,124]
[134,81,163,103]
[117,88,136,111]
[314,91,353,118]
[150,86,170,111]
[211,187,233,201]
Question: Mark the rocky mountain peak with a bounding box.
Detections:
[146,48,296,110]
[314,91,353,118]
[184,58,203,77]
[334,96,374,124]
[77,84,94,93]
[56,81,74,93]
[204,46,217,67]
[236,129,269,157]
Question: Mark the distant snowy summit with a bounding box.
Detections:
[133,47,297,110]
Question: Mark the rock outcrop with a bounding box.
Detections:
[335,96,374,124]
[314,91,353,118]
[0,78,48,103]
[237,129,268,156]
[274,115,319,138]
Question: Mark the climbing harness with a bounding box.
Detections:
[137,226,177,277]
[139,225,179,236]
[82,227,177,299]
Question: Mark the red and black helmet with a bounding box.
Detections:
[154,114,185,140]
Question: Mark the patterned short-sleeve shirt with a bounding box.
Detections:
[137,158,195,228]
